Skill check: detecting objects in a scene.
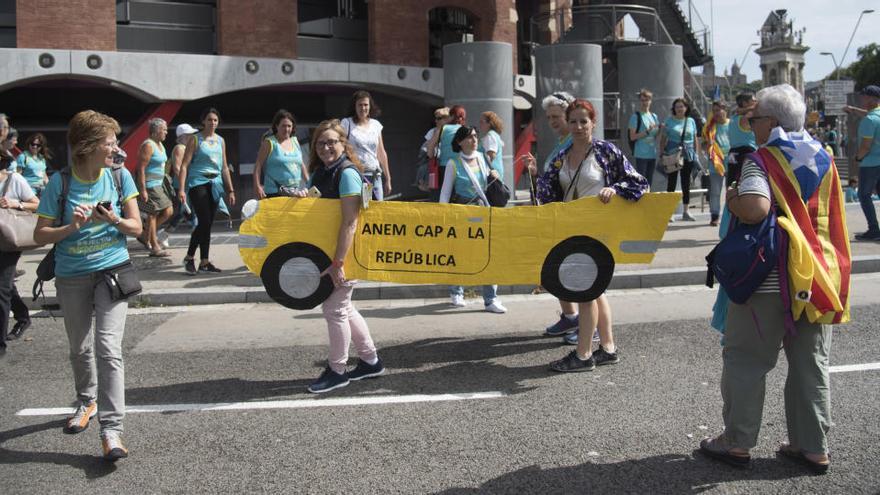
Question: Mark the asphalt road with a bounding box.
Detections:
[1,279,879,494]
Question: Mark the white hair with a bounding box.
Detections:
[541,91,575,112]
[148,117,167,135]
[755,84,806,132]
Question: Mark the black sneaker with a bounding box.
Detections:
[199,262,222,273]
[8,319,31,340]
[307,366,350,393]
[184,258,197,276]
[549,350,595,372]
[855,230,880,241]
[544,313,579,336]
[348,358,385,381]
[593,345,620,366]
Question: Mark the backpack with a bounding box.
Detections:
[627,112,642,154]
[32,165,127,300]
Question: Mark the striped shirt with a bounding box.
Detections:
[738,159,779,293]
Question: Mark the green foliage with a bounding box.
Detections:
[830,43,880,89]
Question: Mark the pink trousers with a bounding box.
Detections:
[322,282,377,374]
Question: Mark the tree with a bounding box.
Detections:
[830,43,880,89]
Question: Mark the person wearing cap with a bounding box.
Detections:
[167,123,198,230]
[845,85,880,241]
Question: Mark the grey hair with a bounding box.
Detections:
[755,84,806,132]
[0,113,8,125]
[5,127,17,140]
[541,91,575,112]
[148,117,167,135]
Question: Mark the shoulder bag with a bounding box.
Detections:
[0,175,40,251]
[661,119,687,173]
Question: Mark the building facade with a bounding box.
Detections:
[756,9,808,94]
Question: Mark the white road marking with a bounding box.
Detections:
[830,362,880,373]
[16,391,506,417]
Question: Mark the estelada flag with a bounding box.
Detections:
[752,128,851,324]
[702,112,726,176]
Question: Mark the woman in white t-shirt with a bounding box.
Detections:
[0,165,39,355]
[341,91,392,200]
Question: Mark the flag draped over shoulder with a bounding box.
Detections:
[702,112,726,175]
[752,127,851,324]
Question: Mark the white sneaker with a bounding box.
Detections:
[158,230,170,248]
[682,210,696,221]
[485,300,507,313]
[450,294,466,307]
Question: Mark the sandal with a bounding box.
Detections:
[149,250,171,258]
[699,435,751,469]
[777,443,830,475]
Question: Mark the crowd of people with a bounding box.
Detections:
[0,82,877,472]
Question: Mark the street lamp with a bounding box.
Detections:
[836,9,874,77]
[820,51,839,80]
[739,42,759,69]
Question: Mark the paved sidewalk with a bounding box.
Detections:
[14,202,880,308]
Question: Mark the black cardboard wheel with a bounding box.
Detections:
[261,243,334,310]
[540,236,614,302]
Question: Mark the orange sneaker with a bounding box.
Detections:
[102,430,129,461]
[64,401,97,434]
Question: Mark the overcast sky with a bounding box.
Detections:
[685,0,876,83]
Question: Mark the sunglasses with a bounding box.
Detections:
[30,142,42,147]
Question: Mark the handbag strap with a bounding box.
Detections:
[678,118,687,151]
[456,156,491,207]
[562,145,593,201]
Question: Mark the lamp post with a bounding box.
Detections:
[836,9,874,77]
[820,51,839,80]
[739,42,758,68]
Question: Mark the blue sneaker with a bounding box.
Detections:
[562,328,599,345]
[348,358,385,381]
[544,314,578,336]
[307,367,350,394]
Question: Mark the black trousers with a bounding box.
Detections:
[187,183,217,260]
[666,159,696,205]
[0,250,23,349]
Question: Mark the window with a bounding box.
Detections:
[428,7,475,68]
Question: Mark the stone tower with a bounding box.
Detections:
[755,9,809,93]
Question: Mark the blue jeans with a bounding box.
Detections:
[858,166,880,233]
[709,171,725,220]
[634,158,656,189]
[449,285,498,305]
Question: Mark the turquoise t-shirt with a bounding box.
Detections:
[728,114,757,150]
[187,133,224,189]
[714,121,731,156]
[628,112,660,159]
[543,134,573,171]
[15,152,47,188]
[857,108,880,167]
[143,139,167,189]
[664,116,697,161]
[263,136,304,194]
[447,155,488,200]
[36,167,139,278]
[479,129,505,179]
[437,124,461,168]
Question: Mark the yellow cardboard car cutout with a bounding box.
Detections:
[239,193,681,310]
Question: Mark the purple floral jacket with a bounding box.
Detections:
[535,139,649,204]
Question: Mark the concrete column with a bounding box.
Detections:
[618,44,684,157]
[443,42,515,189]
[534,43,604,164]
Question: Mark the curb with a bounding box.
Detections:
[27,255,880,309]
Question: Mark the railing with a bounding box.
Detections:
[681,0,712,56]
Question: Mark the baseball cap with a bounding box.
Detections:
[859,85,880,98]
[176,123,197,138]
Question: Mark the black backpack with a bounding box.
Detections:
[628,112,642,154]
[33,165,127,300]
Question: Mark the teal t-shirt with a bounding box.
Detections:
[447,155,488,200]
[857,108,880,167]
[628,112,660,159]
[263,136,304,194]
[143,139,167,189]
[187,133,224,188]
[664,116,697,161]
[714,121,731,156]
[543,134,573,171]
[36,167,139,277]
[437,124,461,168]
[479,129,505,179]
[728,114,757,150]
[15,152,47,188]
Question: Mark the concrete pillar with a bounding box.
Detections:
[618,44,684,154]
[534,43,604,164]
[443,42,515,189]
